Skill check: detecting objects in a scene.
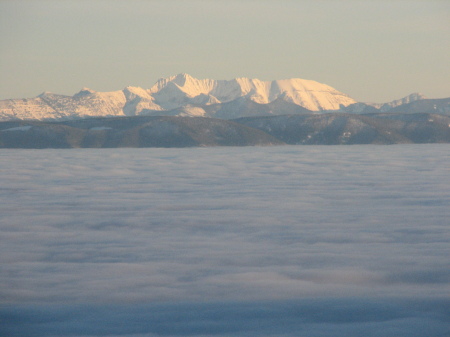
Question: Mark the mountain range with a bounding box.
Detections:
[1,74,448,147]
[2,74,448,122]
[1,112,449,148]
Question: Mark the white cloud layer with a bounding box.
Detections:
[0,144,449,335]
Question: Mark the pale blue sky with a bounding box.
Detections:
[0,0,449,102]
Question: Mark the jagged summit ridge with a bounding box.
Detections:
[1,74,443,122]
[0,74,359,121]
[148,74,357,111]
[380,92,427,112]
[74,88,96,97]
[341,93,430,114]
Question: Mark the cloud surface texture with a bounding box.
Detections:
[1,145,449,336]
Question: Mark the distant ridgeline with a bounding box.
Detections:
[0,74,449,147]
[1,113,449,148]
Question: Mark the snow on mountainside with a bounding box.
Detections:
[374,93,427,112]
[341,93,428,114]
[2,74,446,122]
[148,73,356,111]
[381,93,426,111]
[0,90,127,121]
[0,74,357,121]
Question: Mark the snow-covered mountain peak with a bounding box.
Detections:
[147,74,357,110]
[408,92,427,100]
[173,73,194,86]
[74,88,96,97]
[0,74,364,121]
[38,91,55,97]
[123,86,151,99]
[380,92,427,112]
[150,73,198,93]
[273,78,339,93]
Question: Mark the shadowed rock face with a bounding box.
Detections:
[0,116,284,148]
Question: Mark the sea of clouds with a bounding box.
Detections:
[1,145,449,336]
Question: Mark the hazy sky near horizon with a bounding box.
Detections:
[0,0,449,102]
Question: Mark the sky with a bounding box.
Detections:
[0,0,449,102]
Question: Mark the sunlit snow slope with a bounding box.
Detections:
[0,74,357,121]
[149,73,356,111]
